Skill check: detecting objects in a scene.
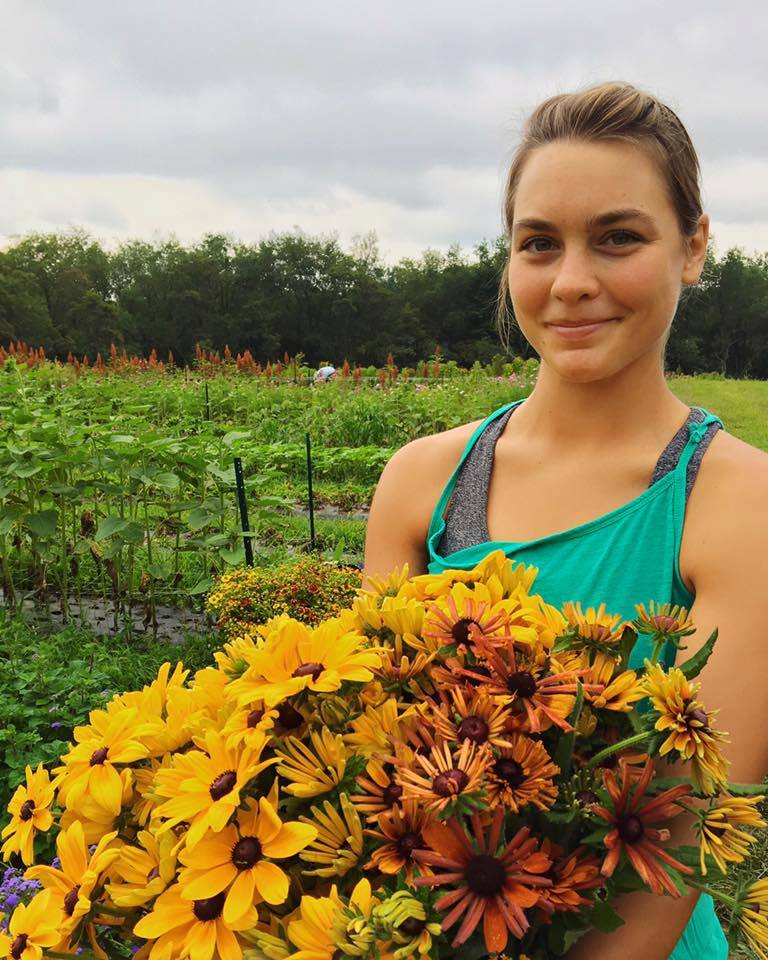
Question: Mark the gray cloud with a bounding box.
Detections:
[1,0,767,259]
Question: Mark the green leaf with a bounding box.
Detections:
[590,899,626,933]
[95,516,129,541]
[222,430,251,447]
[723,781,768,796]
[188,507,221,531]
[554,679,584,780]
[154,472,180,492]
[219,547,246,566]
[677,627,718,680]
[24,510,58,538]
[188,577,215,595]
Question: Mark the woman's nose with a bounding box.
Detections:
[549,246,601,303]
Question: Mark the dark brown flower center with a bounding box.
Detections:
[292,661,324,681]
[382,781,403,807]
[11,934,29,960]
[246,709,264,728]
[465,854,507,896]
[507,671,537,698]
[277,701,304,729]
[457,715,489,744]
[398,917,426,937]
[19,799,35,821]
[63,884,80,916]
[451,618,480,645]
[209,770,237,801]
[433,769,469,797]
[575,789,599,807]
[193,891,226,922]
[11,933,30,960]
[232,835,262,870]
[688,708,709,730]
[707,823,728,838]
[395,832,422,859]
[618,814,644,843]
[494,758,525,788]
[89,746,109,766]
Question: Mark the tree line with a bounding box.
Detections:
[1,228,766,377]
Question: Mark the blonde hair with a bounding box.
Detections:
[496,81,703,351]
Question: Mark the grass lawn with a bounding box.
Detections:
[669,376,768,451]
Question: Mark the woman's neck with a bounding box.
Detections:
[509,357,691,455]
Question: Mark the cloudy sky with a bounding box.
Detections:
[1,0,767,262]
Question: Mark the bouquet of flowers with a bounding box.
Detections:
[1,550,766,960]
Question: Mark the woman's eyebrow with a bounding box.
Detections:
[512,208,657,233]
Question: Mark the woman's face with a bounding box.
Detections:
[507,139,708,383]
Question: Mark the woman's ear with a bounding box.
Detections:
[681,213,710,285]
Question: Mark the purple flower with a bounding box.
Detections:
[51,721,63,728]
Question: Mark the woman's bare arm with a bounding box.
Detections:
[362,422,482,590]
[567,443,768,958]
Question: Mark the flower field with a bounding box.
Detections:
[1,552,767,959]
[1,347,768,957]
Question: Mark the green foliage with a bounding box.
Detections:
[4,229,768,376]
[0,611,217,814]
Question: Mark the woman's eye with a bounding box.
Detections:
[520,230,640,253]
[520,237,554,253]
[604,231,639,246]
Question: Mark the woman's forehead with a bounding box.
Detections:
[513,140,670,220]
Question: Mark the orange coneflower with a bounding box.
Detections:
[151,730,277,849]
[395,739,491,815]
[535,840,603,916]
[178,797,316,924]
[0,763,54,865]
[593,757,695,897]
[641,661,730,795]
[460,633,601,734]
[351,758,405,822]
[561,601,626,649]
[430,688,514,750]
[412,809,552,953]
[485,735,560,813]
[364,800,435,882]
[696,793,766,875]
[422,582,515,654]
[133,881,258,959]
[738,879,768,960]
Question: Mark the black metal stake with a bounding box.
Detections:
[233,457,254,567]
[306,432,316,552]
[205,382,211,421]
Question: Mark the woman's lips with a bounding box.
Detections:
[549,319,617,340]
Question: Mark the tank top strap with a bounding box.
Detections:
[675,409,725,480]
[426,399,524,548]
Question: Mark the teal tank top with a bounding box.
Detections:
[425,398,728,959]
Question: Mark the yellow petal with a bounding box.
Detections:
[263,821,317,859]
[180,863,237,900]
[223,869,256,925]
[255,798,282,846]
[57,821,87,880]
[252,860,289,905]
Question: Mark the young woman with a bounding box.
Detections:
[363,82,768,959]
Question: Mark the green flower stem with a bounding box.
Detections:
[584,731,651,768]
[686,878,740,911]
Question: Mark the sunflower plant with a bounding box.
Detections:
[1,550,766,960]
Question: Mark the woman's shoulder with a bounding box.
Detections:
[385,416,488,484]
[684,426,768,588]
